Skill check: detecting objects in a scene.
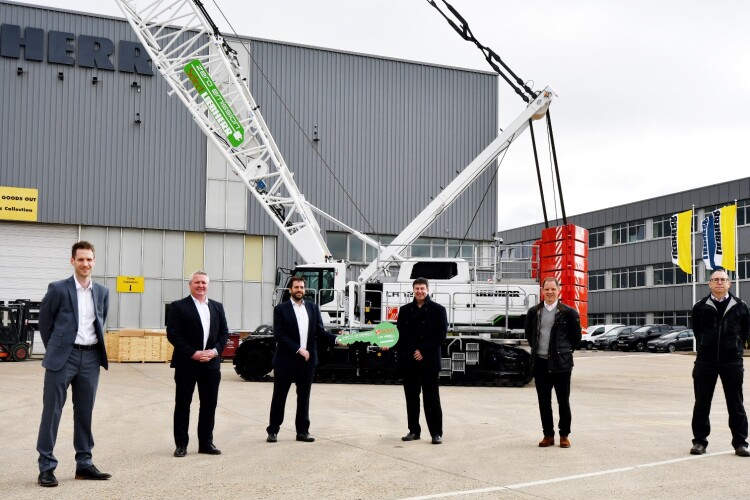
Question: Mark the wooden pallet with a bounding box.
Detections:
[105,330,173,363]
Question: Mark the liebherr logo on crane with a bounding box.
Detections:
[184,60,244,147]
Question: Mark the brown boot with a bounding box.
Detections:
[538,436,555,447]
[560,436,571,448]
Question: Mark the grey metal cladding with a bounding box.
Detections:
[244,39,498,256]
[0,2,206,231]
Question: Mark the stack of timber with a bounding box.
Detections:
[105,329,173,363]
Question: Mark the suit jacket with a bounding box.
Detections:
[396,296,448,373]
[38,276,110,371]
[167,295,230,370]
[272,300,336,375]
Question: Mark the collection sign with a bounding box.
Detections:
[0,186,38,221]
[116,276,145,293]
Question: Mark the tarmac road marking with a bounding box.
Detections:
[397,450,734,499]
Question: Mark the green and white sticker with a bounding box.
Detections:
[184,59,244,147]
[337,322,399,348]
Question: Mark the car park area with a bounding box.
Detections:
[1,350,748,499]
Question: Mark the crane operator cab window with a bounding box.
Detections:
[290,268,336,306]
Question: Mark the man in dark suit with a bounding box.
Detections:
[167,271,229,457]
[266,276,340,443]
[36,241,111,487]
[525,277,581,449]
[396,278,448,445]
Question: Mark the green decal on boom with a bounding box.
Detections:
[337,322,399,348]
[184,59,244,147]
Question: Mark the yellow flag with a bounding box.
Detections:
[671,210,692,274]
[719,204,736,271]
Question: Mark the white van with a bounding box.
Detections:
[580,324,624,350]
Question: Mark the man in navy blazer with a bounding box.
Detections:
[36,241,110,487]
[167,271,229,457]
[266,276,340,443]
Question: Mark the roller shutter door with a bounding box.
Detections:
[0,222,78,302]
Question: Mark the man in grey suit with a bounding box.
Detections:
[36,241,111,487]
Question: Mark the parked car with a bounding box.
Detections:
[580,324,624,350]
[593,325,636,350]
[647,329,695,353]
[617,324,673,352]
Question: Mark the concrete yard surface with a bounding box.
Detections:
[1,351,747,499]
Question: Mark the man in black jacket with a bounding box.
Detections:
[525,277,581,448]
[396,278,447,445]
[690,269,750,457]
[167,271,230,457]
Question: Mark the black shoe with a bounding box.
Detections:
[735,446,750,457]
[75,465,112,480]
[690,443,706,455]
[296,433,315,442]
[198,443,222,455]
[431,435,442,445]
[267,433,277,443]
[38,469,58,487]
[401,432,420,442]
[174,446,187,457]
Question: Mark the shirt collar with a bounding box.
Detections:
[710,293,729,302]
[74,275,91,291]
[191,294,208,306]
[544,300,558,311]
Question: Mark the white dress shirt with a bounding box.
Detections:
[74,276,98,345]
[292,300,309,351]
[544,300,558,312]
[191,295,211,349]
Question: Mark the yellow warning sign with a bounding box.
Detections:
[0,186,38,222]
[117,276,145,293]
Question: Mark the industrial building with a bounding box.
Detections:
[499,177,750,326]
[0,1,501,330]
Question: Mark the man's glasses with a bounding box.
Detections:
[710,278,730,283]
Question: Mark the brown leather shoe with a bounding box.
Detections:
[560,436,571,448]
[538,436,555,447]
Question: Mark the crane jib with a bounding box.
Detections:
[184,59,244,147]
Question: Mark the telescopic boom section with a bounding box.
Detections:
[357,87,557,284]
[114,0,331,264]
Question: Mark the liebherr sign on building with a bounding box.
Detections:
[0,23,153,75]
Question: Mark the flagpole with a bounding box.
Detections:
[692,204,696,306]
[735,199,740,298]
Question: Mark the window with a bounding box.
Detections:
[611,313,646,325]
[589,270,605,291]
[653,263,690,285]
[738,254,750,280]
[611,266,646,289]
[327,232,347,260]
[653,311,691,328]
[738,199,749,226]
[652,215,671,239]
[612,220,645,245]
[588,313,606,325]
[589,227,605,248]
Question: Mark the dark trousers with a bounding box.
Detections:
[267,364,315,434]
[173,366,221,447]
[37,349,101,472]
[533,356,572,437]
[403,368,443,437]
[692,360,748,448]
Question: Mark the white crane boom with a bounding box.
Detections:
[114,0,330,264]
[357,87,556,283]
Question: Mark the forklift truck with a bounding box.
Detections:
[0,300,35,361]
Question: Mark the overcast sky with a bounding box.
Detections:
[20,0,750,231]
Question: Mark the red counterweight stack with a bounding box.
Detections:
[538,224,589,329]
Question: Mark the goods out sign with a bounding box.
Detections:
[0,186,38,221]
